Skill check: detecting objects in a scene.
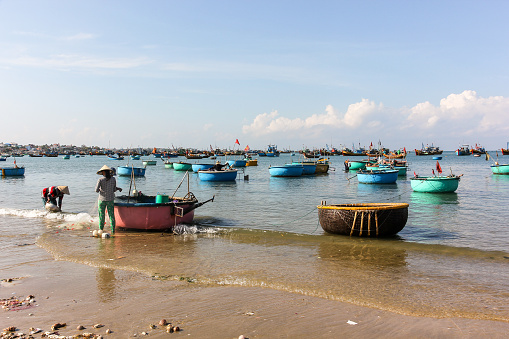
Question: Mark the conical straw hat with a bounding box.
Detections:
[97,165,113,175]
[57,186,70,195]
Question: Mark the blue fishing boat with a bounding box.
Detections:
[456,144,471,156]
[269,164,304,177]
[410,175,461,192]
[292,162,316,175]
[227,159,247,167]
[117,166,146,177]
[192,163,215,172]
[0,157,6,161]
[266,144,280,157]
[1,166,25,176]
[490,164,509,175]
[432,156,442,160]
[356,169,398,184]
[130,155,141,160]
[108,155,124,160]
[198,169,238,181]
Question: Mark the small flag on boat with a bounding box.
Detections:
[403,147,406,154]
[413,171,417,177]
[432,169,435,176]
[436,160,442,174]
[235,139,240,145]
[244,145,250,152]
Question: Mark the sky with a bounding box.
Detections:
[0,0,508,151]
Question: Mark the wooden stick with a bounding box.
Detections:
[350,211,358,236]
[359,212,364,236]
[375,212,379,237]
[367,212,371,236]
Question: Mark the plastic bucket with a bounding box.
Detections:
[155,194,169,204]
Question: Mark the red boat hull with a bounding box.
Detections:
[114,203,195,231]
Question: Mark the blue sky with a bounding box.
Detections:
[1,0,508,151]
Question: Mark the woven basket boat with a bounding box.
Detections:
[317,203,409,237]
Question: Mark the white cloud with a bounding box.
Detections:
[242,91,509,148]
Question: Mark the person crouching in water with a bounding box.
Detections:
[95,165,122,235]
[41,186,70,212]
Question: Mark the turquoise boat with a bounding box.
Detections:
[142,160,157,166]
[198,169,238,181]
[292,162,316,175]
[130,155,141,160]
[357,169,398,184]
[173,162,192,171]
[269,164,304,177]
[62,155,70,159]
[192,163,214,172]
[346,160,368,171]
[227,159,247,167]
[164,162,173,169]
[491,164,509,175]
[1,166,25,176]
[410,176,461,193]
[117,166,146,177]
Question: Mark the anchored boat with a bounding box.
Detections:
[198,169,238,181]
[117,166,146,177]
[269,164,304,177]
[491,164,509,175]
[410,175,461,193]
[317,202,409,237]
[1,166,25,177]
[356,169,398,184]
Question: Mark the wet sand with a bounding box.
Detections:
[2,247,509,338]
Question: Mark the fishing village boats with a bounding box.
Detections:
[415,144,443,155]
[356,169,398,184]
[342,148,367,156]
[490,164,509,175]
[173,162,192,171]
[269,164,304,177]
[265,145,280,157]
[471,144,486,154]
[191,163,214,172]
[142,159,157,166]
[456,144,471,156]
[198,168,238,181]
[410,175,461,192]
[317,202,409,237]
[114,192,214,231]
[1,166,25,177]
[117,166,146,177]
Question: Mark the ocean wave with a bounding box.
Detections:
[0,207,96,224]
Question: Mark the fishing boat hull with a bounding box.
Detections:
[227,160,247,167]
[198,169,238,181]
[357,170,398,184]
[1,167,25,176]
[410,176,460,193]
[269,164,303,177]
[191,164,214,172]
[114,195,198,231]
[315,163,329,174]
[415,149,443,156]
[491,164,509,175]
[292,162,317,175]
[117,166,146,177]
[173,162,192,171]
[317,203,409,237]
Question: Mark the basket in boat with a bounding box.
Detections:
[317,203,409,237]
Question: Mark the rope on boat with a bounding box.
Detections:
[266,207,317,227]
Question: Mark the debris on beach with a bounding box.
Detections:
[1,295,36,311]
[50,323,66,331]
[347,320,358,325]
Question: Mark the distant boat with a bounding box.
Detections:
[198,169,238,181]
[108,155,124,160]
[471,144,486,154]
[0,157,7,161]
[269,164,304,177]
[173,162,192,171]
[191,163,215,172]
[415,143,443,156]
[491,164,509,175]
[1,166,25,177]
[356,169,398,184]
[227,159,247,167]
[62,155,70,159]
[130,155,141,160]
[456,144,471,156]
[117,166,146,177]
[317,202,409,237]
[410,175,461,193]
[142,160,157,166]
[265,145,280,157]
[245,158,258,166]
[432,156,442,160]
[345,160,369,171]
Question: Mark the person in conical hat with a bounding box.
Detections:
[95,165,123,235]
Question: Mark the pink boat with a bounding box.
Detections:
[114,193,214,231]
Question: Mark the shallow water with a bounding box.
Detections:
[1,152,508,321]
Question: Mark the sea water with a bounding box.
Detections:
[1,152,508,321]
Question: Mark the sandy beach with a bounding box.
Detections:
[2,244,509,339]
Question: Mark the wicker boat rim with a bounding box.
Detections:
[410,176,460,181]
[317,203,409,211]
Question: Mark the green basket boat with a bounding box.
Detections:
[410,175,461,193]
[173,162,192,171]
[491,164,509,175]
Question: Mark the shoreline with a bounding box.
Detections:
[2,247,509,338]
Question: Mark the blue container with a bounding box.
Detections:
[357,169,398,184]
[269,164,304,177]
[155,194,169,203]
[191,163,214,172]
[198,169,238,181]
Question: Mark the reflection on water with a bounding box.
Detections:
[410,192,459,205]
[37,228,509,321]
